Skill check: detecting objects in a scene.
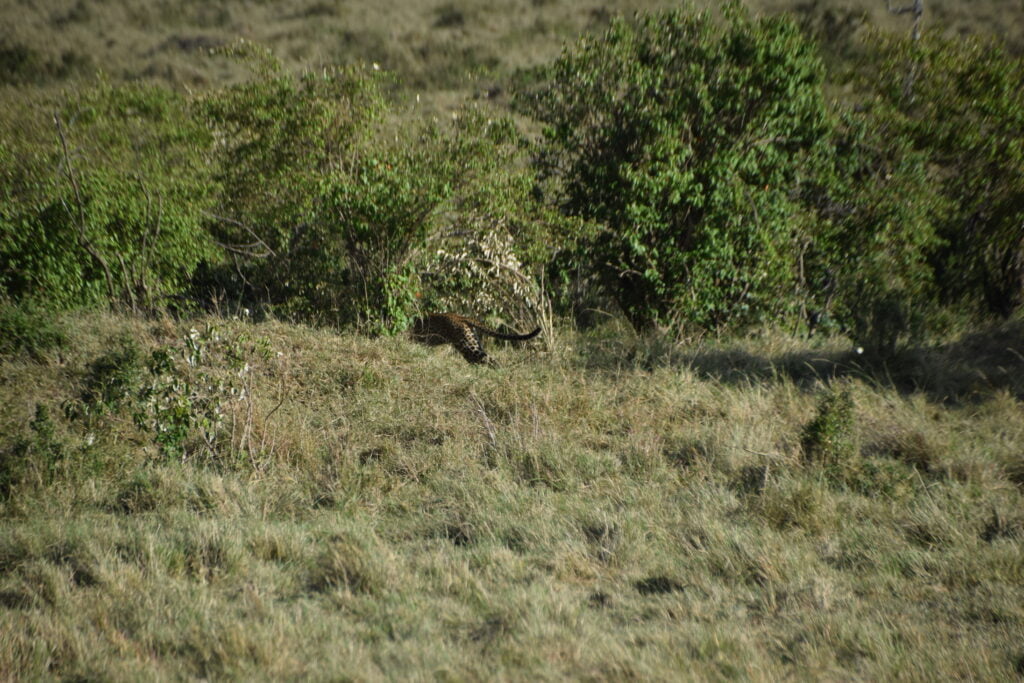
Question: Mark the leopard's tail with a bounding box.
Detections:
[468,321,541,342]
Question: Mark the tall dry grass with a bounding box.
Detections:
[1,311,1021,679]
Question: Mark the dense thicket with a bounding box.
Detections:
[1,3,1021,352]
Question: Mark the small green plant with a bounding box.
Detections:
[801,386,857,474]
[80,337,143,415]
[0,403,66,498]
[135,324,272,464]
[64,335,144,427]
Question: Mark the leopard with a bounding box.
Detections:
[409,313,541,365]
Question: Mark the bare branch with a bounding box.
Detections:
[213,240,276,257]
[887,0,924,41]
[202,210,277,257]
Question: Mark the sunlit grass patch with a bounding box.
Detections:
[0,311,1022,678]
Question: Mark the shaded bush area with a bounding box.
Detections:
[867,33,1024,320]
[517,2,1022,351]
[0,300,68,359]
[0,40,93,86]
[1,3,1022,348]
[1,43,556,334]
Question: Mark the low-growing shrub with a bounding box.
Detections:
[199,47,554,333]
[134,324,273,463]
[71,336,144,421]
[801,386,857,471]
[60,322,274,465]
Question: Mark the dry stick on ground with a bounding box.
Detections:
[887,0,925,41]
[887,0,925,99]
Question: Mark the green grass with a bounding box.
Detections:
[1,312,1022,679]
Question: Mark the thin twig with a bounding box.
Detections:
[742,447,784,460]
[202,210,277,257]
[469,392,498,449]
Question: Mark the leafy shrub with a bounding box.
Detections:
[59,323,273,464]
[800,109,942,356]
[412,111,566,332]
[76,336,145,419]
[867,33,1024,320]
[135,324,272,463]
[519,3,831,331]
[199,47,550,332]
[0,81,216,312]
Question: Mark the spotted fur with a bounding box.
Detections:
[410,313,540,365]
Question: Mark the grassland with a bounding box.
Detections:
[2,0,1024,679]
[1,312,1022,679]
[4,0,1024,93]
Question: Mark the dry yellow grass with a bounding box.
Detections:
[1,311,1022,679]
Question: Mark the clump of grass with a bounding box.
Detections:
[876,429,931,465]
[0,300,68,360]
[756,475,836,534]
[308,526,397,596]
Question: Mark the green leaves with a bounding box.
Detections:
[870,33,1024,318]
[0,81,215,311]
[521,5,829,331]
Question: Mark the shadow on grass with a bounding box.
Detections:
[584,319,1024,405]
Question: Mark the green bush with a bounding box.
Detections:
[410,111,568,332]
[0,81,216,311]
[200,45,555,333]
[134,324,270,463]
[866,33,1024,320]
[801,386,857,485]
[800,109,943,356]
[519,3,831,331]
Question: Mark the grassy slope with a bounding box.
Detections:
[3,0,1024,92]
[1,313,1022,679]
